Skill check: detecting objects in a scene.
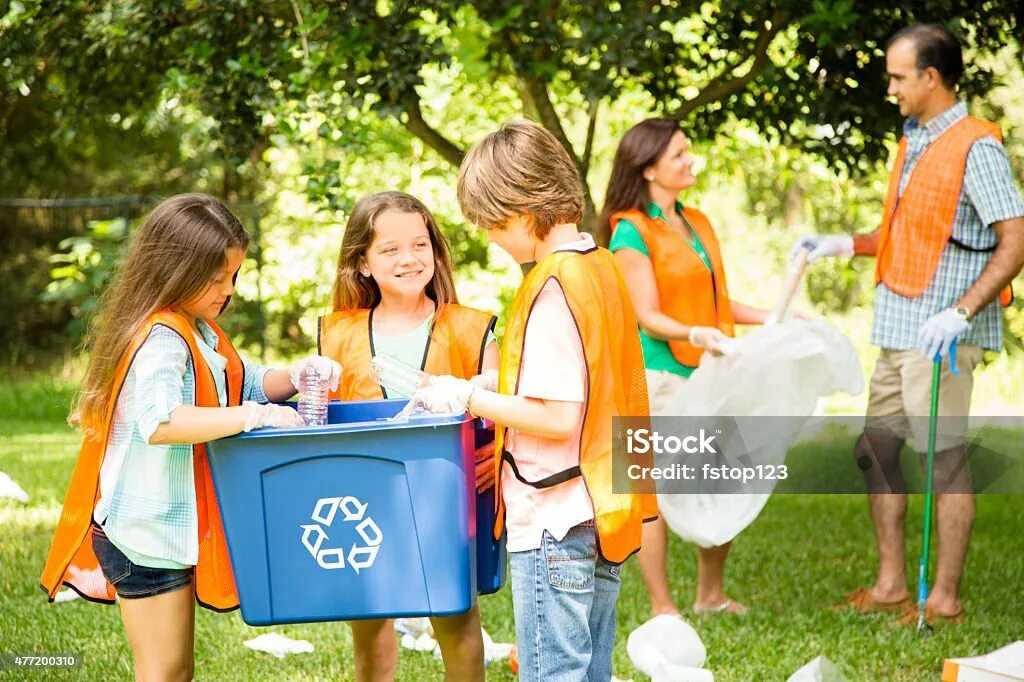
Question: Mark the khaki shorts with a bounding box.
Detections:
[865,345,981,452]
[645,370,688,416]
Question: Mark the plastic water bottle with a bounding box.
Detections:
[370,354,428,398]
[297,364,328,426]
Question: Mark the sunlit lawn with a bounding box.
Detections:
[1,376,1021,681]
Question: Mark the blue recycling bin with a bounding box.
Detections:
[473,421,506,596]
[207,399,505,626]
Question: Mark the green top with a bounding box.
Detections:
[372,313,496,397]
[608,201,713,378]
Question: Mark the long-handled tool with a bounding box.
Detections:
[916,342,959,634]
[916,356,941,634]
[766,247,810,325]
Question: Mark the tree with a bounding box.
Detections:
[294,0,1021,243]
[4,0,1022,242]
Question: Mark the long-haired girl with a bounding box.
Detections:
[319,191,497,682]
[42,193,339,680]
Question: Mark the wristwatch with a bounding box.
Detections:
[953,305,971,321]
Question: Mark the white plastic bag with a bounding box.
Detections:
[243,633,314,659]
[658,320,863,548]
[627,614,708,676]
[786,655,849,682]
[0,471,29,502]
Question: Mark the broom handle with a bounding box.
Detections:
[767,248,810,325]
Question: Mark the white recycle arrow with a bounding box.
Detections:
[339,496,367,521]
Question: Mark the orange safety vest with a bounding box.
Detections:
[493,244,658,565]
[318,303,497,400]
[876,116,1013,306]
[611,208,735,366]
[40,311,241,611]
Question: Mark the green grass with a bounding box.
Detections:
[1,376,1021,681]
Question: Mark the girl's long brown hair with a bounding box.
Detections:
[598,118,683,232]
[75,193,249,426]
[331,191,458,311]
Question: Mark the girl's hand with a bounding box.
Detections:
[288,356,343,391]
[688,326,729,355]
[243,402,305,431]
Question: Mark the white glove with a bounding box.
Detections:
[688,326,730,355]
[243,401,305,431]
[470,369,498,392]
[790,234,854,262]
[413,375,474,414]
[918,308,969,360]
[288,356,342,392]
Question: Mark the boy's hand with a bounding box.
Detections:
[470,369,498,392]
[288,356,343,391]
[413,375,474,414]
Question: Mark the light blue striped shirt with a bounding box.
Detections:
[872,102,1024,351]
[94,319,270,568]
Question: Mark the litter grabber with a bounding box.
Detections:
[916,340,960,634]
[765,247,810,325]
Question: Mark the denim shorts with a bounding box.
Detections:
[90,524,193,600]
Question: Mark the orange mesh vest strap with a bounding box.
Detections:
[492,246,658,565]
[319,304,496,400]
[876,116,1006,299]
[41,311,242,611]
[611,208,735,366]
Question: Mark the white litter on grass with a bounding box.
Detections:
[243,633,314,659]
[786,655,849,682]
[54,589,81,603]
[480,628,513,664]
[944,641,1024,680]
[0,471,29,502]
[651,665,714,682]
[627,614,712,682]
[394,618,513,665]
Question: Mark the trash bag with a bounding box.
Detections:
[627,614,707,675]
[658,319,863,548]
[786,655,849,682]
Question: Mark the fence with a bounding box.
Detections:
[0,196,268,362]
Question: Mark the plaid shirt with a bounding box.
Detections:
[94,320,270,568]
[872,102,1024,351]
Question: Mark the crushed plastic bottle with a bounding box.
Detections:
[296,364,328,426]
[370,353,428,397]
[370,354,432,421]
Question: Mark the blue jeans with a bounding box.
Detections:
[509,521,622,682]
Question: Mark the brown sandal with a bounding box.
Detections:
[840,587,912,614]
[892,602,965,627]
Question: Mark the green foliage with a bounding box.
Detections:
[5,0,1024,356]
[42,218,128,340]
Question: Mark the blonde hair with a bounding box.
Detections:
[457,120,583,239]
[76,193,249,426]
[331,191,459,311]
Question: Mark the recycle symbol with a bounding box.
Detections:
[300,496,383,573]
